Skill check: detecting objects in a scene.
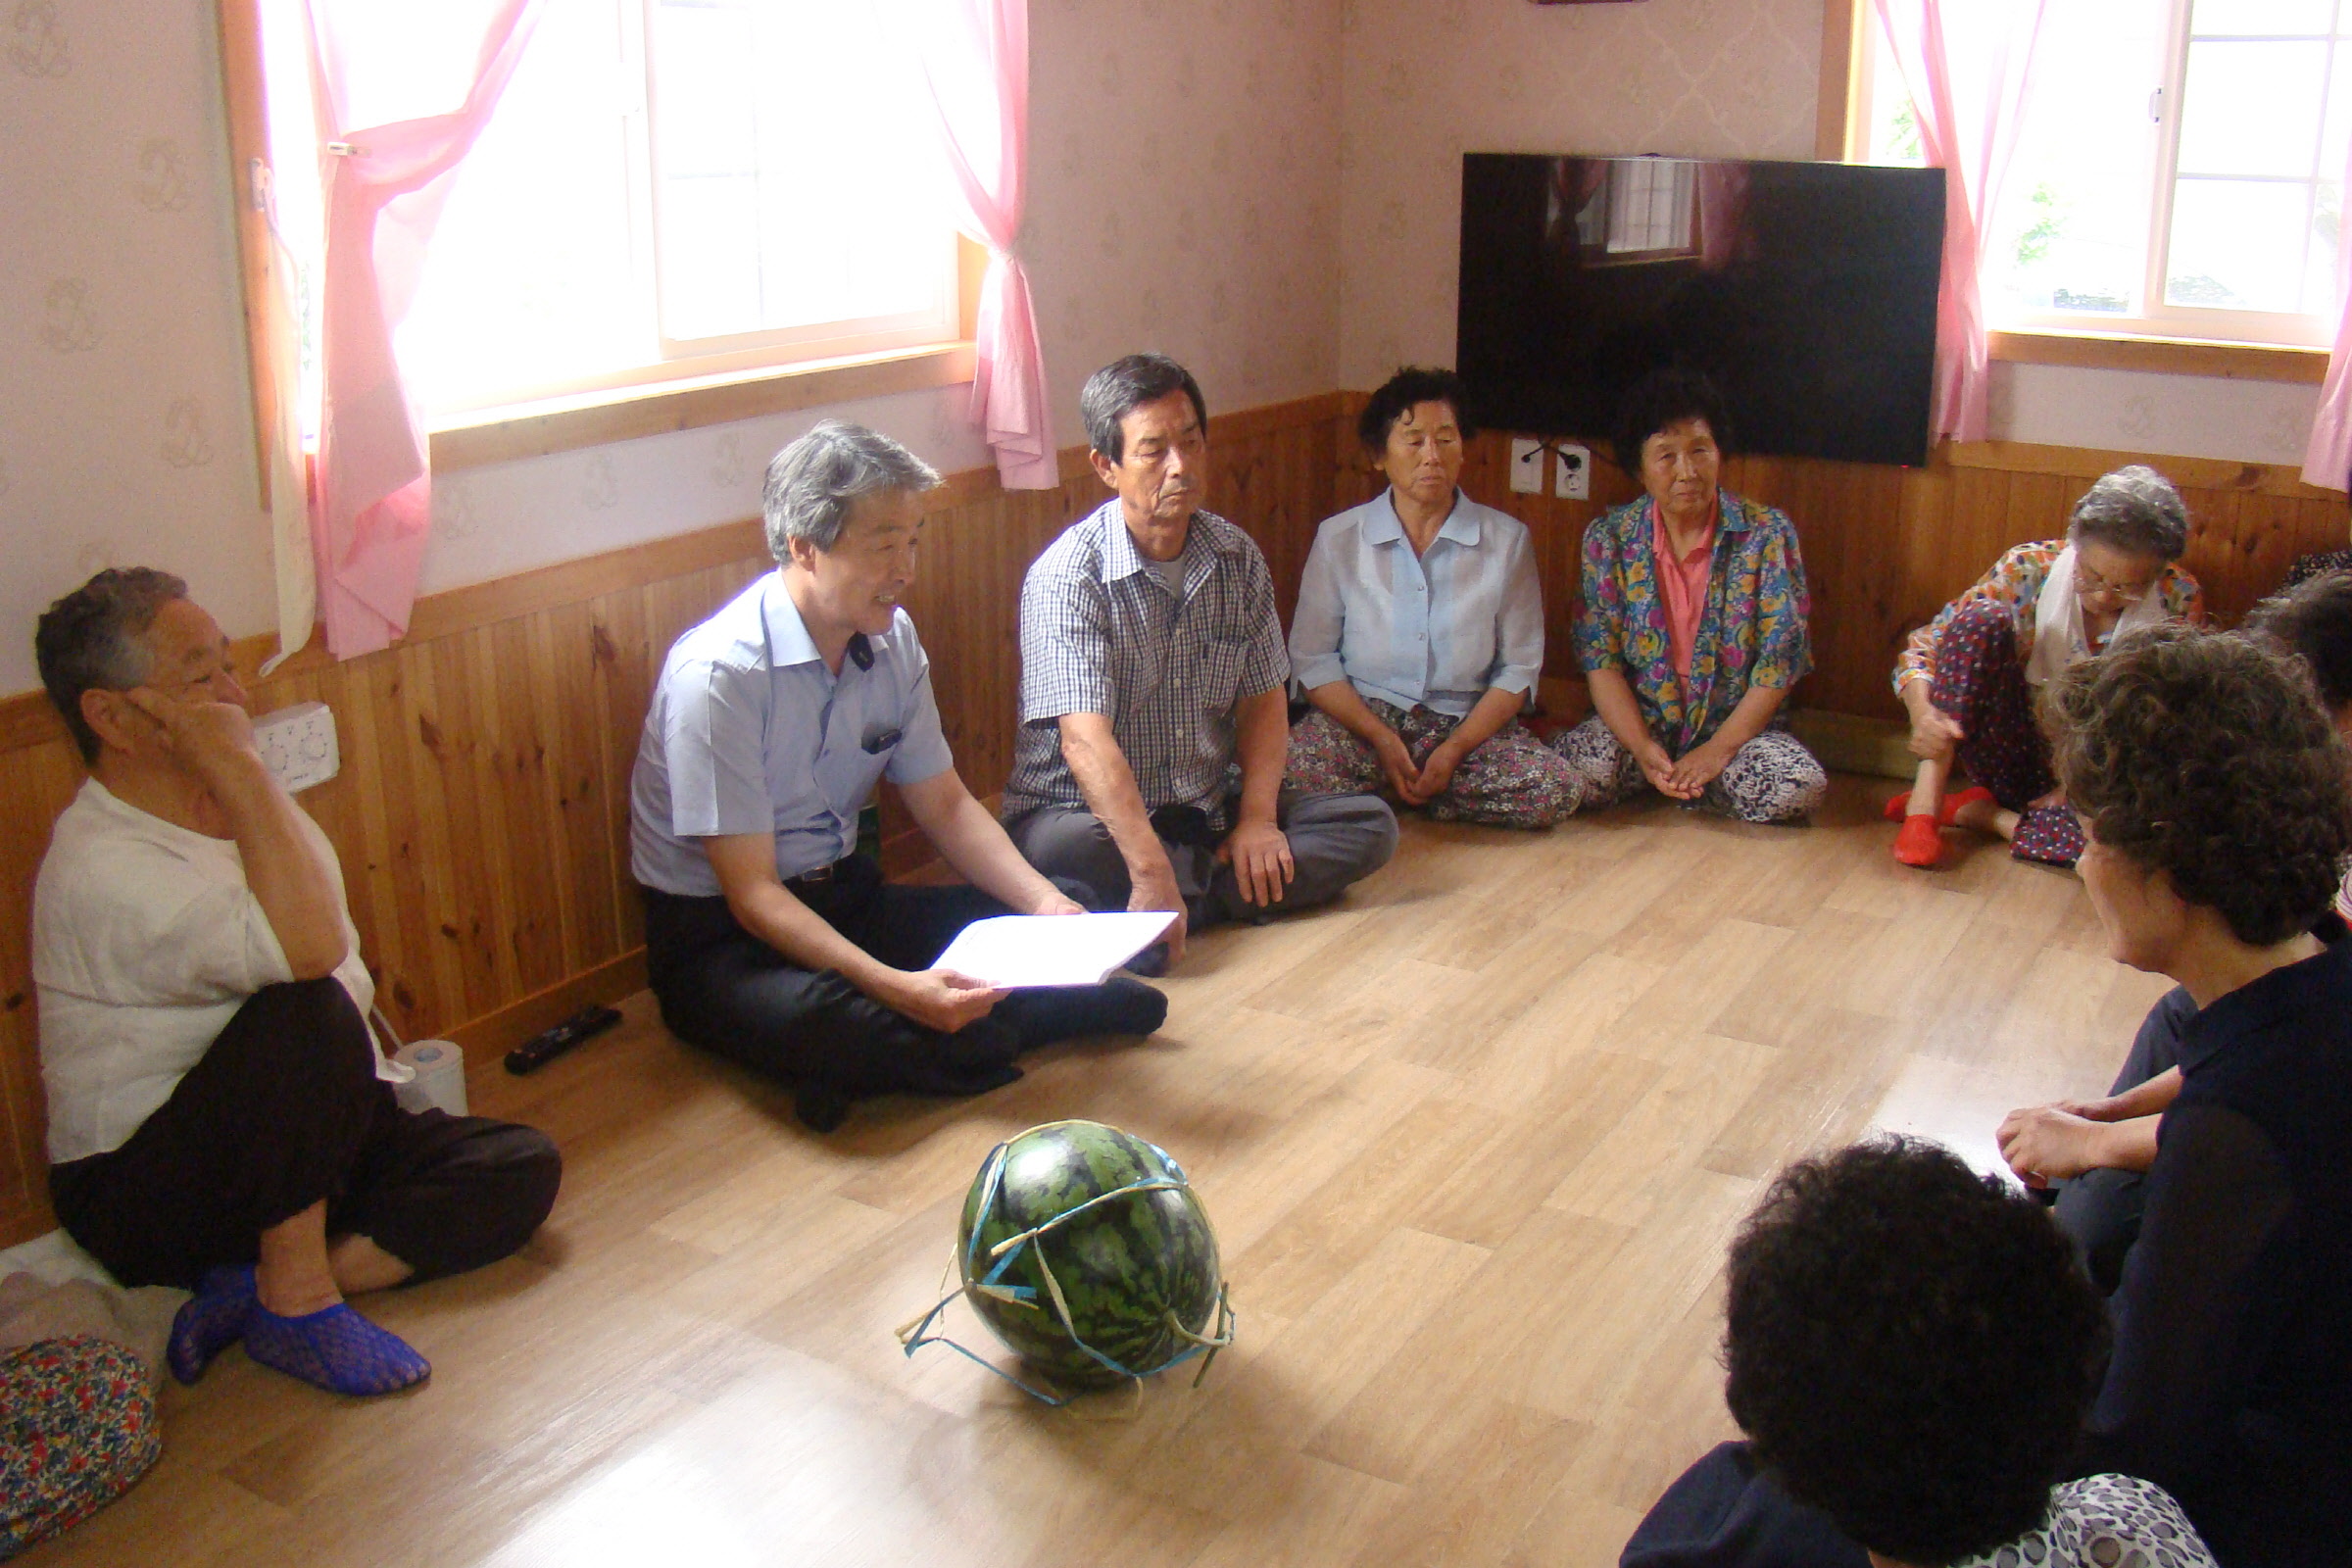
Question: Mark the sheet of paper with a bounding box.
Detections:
[932,911,1177,989]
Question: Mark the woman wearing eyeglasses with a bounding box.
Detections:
[1887,466,2204,868]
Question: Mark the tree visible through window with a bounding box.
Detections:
[1861,0,2352,346]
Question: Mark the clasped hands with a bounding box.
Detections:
[1634,736,1730,801]
[1995,1095,2134,1189]
[1371,727,1465,807]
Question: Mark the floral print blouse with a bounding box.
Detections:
[1576,490,1814,756]
[1892,540,2205,697]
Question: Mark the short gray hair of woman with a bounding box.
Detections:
[2067,465,2189,561]
[760,420,941,560]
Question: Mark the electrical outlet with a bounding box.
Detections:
[1508,437,1544,494]
[254,701,339,793]
[1553,441,1592,500]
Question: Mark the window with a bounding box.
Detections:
[251,0,960,431]
[1857,0,2352,348]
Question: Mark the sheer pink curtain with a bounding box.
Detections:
[1873,0,2049,444]
[2304,135,2352,488]
[904,0,1055,489]
[304,0,546,657]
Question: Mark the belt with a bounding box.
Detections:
[786,856,855,888]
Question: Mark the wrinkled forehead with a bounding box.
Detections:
[1119,390,1202,447]
[141,596,227,663]
[833,485,927,546]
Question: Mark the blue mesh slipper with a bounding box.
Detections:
[244,1301,430,1396]
[168,1264,258,1385]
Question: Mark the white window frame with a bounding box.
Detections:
[1849,0,2346,353]
[214,0,979,493]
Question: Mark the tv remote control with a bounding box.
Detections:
[505,1004,622,1075]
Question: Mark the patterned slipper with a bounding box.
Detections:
[1892,812,1947,868]
[168,1264,257,1385]
[244,1301,430,1396]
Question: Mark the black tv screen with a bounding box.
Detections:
[1456,155,1945,467]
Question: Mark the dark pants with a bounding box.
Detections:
[2052,984,2193,1295]
[48,979,562,1292]
[1003,791,1398,928]
[1932,598,2083,865]
[640,855,1166,1131]
[1622,1442,1871,1568]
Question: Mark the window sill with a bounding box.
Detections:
[426,340,980,474]
[1987,329,2328,385]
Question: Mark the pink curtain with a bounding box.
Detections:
[903,0,1056,489]
[2304,134,2352,488]
[1874,0,2049,444]
[304,0,546,657]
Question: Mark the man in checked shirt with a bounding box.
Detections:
[1004,354,1397,973]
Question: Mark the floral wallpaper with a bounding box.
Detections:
[0,0,2320,695]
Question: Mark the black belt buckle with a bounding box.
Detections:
[791,860,837,886]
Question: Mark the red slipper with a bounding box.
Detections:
[1885,787,1995,826]
[1942,785,1995,821]
[1892,812,1947,868]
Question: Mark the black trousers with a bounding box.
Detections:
[49,979,562,1292]
[2052,984,2192,1295]
[641,855,1165,1131]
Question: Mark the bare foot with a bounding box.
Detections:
[1950,796,2018,840]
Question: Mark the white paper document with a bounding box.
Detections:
[933,911,1178,989]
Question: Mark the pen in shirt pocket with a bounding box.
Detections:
[861,728,902,755]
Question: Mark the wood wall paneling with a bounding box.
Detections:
[0,389,2342,1246]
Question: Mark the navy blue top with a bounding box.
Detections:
[2084,928,2352,1565]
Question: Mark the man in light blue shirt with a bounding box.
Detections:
[631,422,1163,1131]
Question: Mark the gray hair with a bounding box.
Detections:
[760,420,940,559]
[1080,353,1207,463]
[2068,465,2189,561]
[35,566,188,763]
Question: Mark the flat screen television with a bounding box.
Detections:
[1456,154,1946,467]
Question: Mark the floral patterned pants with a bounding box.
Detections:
[1283,701,1584,829]
[0,1337,160,1560]
[1930,598,2083,865]
[1550,714,1828,824]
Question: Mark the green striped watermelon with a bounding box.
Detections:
[958,1119,1227,1390]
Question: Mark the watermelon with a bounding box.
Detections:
[956,1119,1228,1390]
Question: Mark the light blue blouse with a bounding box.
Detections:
[1287,490,1544,718]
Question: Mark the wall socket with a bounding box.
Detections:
[1553,441,1592,500]
[254,701,339,793]
[1508,437,1545,494]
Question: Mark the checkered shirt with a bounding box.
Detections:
[1004,501,1290,830]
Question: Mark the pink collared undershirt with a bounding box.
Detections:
[1651,512,1717,678]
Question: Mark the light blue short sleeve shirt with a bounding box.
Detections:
[1287,490,1544,718]
[629,572,956,897]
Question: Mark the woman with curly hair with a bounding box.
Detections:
[1550,368,1827,823]
[2003,570,2352,1293]
[1622,1137,2213,1568]
[1887,466,2203,869]
[1998,623,2352,1566]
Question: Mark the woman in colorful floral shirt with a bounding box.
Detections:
[1552,369,1827,823]
[1887,466,2203,869]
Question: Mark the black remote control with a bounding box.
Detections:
[505,1004,622,1075]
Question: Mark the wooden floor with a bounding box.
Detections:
[34,774,2174,1568]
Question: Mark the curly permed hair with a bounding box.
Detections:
[1356,367,1475,452]
[1612,366,1733,477]
[1723,1137,2105,1567]
[2043,622,2352,945]
[2243,568,2352,712]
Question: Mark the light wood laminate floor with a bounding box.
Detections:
[35,774,2173,1568]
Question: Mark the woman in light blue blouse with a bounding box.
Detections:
[1283,368,1583,828]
